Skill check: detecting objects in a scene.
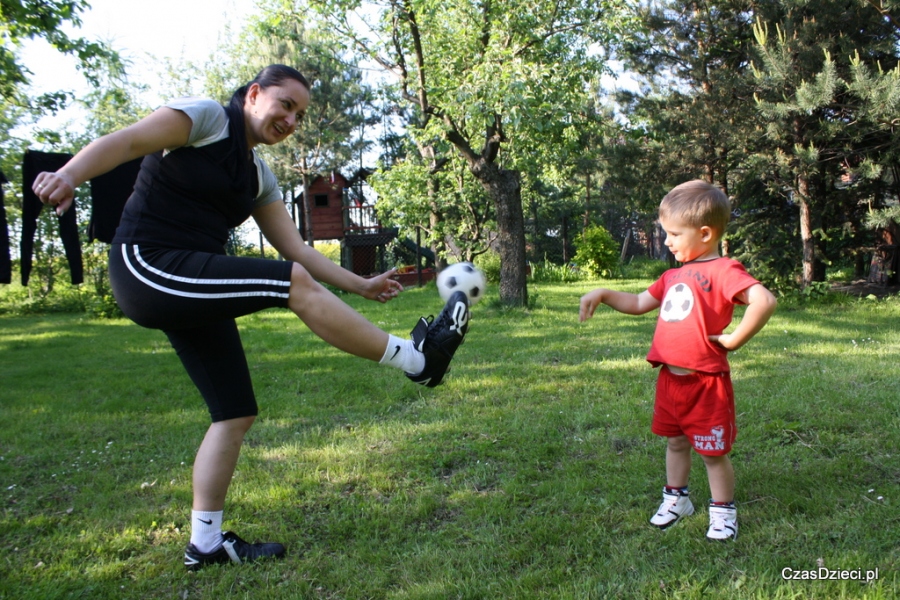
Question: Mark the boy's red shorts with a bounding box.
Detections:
[651,366,736,456]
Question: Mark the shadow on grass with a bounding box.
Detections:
[1,286,898,598]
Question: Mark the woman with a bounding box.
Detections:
[33,64,469,570]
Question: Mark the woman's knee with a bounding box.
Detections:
[290,263,315,289]
[213,415,256,435]
[288,263,326,312]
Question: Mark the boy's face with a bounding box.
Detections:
[659,216,719,263]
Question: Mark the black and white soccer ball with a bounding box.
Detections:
[437,262,486,305]
[660,283,694,322]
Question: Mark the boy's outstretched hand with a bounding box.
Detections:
[579,289,606,322]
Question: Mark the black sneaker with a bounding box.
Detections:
[406,291,470,387]
[184,531,285,571]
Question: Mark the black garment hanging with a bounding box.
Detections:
[0,169,10,284]
[89,158,142,243]
[21,150,83,286]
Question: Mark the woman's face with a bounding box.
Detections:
[244,79,310,148]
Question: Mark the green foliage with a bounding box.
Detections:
[0,278,87,315]
[315,241,342,264]
[573,224,619,278]
[865,204,900,232]
[0,0,123,105]
[310,0,637,304]
[0,243,122,317]
[747,1,900,284]
[619,256,669,280]
[773,280,857,309]
[474,250,501,283]
[605,0,900,289]
[529,257,583,283]
[205,9,373,205]
[370,160,432,236]
[81,241,123,319]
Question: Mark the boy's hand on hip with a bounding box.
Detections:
[709,333,735,350]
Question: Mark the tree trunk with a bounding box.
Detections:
[493,170,527,306]
[471,162,527,306]
[583,172,591,230]
[428,177,447,271]
[797,175,816,287]
[620,228,631,264]
[300,161,314,248]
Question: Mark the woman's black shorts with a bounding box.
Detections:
[109,243,293,422]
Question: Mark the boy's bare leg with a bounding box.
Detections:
[701,453,735,503]
[665,435,692,487]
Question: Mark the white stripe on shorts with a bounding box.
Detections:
[122,244,291,300]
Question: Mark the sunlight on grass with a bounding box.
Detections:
[2,286,899,599]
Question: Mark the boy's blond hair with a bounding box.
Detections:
[659,180,731,239]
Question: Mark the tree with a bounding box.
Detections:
[205,8,373,247]
[617,1,761,192]
[0,0,122,110]
[307,0,632,306]
[608,0,768,268]
[750,0,899,286]
[845,23,900,284]
[370,148,497,263]
[606,0,900,289]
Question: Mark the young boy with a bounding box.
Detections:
[579,180,777,540]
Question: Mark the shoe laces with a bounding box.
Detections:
[659,494,682,514]
[430,297,468,338]
[709,507,735,530]
[431,306,456,330]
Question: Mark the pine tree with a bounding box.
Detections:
[750,0,899,286]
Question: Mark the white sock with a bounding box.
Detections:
[190,510,224,553]
[379,334,425,375]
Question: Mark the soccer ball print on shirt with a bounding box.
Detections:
[660,283,695,322]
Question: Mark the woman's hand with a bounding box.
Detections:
[33,171,76,216]
[360,269,403,303]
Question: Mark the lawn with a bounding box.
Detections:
[0,281,898,599]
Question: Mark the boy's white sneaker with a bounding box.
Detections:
[650,488,694,529]
[706,503,738,541]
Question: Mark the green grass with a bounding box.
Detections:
[1,281,898,599]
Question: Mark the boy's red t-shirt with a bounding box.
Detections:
[646,257,759,373]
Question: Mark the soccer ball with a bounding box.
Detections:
[660,283,694,322]
[437,262,486,305]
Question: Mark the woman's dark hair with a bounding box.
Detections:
[223,64,310,184]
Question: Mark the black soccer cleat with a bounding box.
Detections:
[406,291,470,387]
[184,531,286,571]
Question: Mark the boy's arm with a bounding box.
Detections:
[710,283,777,350]
[580,288,660,322]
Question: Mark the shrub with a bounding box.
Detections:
[573,225,619,278]
[474,251,501,283]
[315,241,342,265]
[529,257,582,283]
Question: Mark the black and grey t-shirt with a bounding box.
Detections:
[113,98,282,253]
